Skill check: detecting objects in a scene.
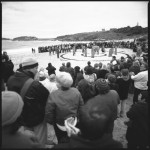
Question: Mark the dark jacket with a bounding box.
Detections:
[2,60,14,83]
[54,134,122,148]
[46,64,56,75]
[97,69,109,79]
[6,70,49,127]
[126,102,149,148]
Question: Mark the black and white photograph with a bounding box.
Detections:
[2,1,148,148]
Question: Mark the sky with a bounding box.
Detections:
[2,1,148,39]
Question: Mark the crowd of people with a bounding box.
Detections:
[37,39,148,55]
[2,43,149,148]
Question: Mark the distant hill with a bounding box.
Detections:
[2,38,11,40]
[12,36,38,41]
[55,26,148,41]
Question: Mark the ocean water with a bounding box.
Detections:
[2,40,90,52]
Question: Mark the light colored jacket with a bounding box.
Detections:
[131,70,148,90]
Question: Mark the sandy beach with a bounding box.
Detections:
[7,47,135,73]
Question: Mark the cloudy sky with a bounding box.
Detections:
[2,1,148,39]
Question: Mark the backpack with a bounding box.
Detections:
[20,78,47,127]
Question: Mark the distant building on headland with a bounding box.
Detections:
[102,29,105,32]
[136,22,139,26]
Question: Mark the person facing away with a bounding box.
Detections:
[46,62,56,76]
[65,62,74,79]
[2,91,42,148]
[6,57,49,147]
[45,72,84,143]
[77,79,96,103]
[125,91,149,148]
[59,62,66,72]
[106,74,119,93]
[84,61,93,73]
[54,89,122,148]
[116,69,132,117]
[130,62,148,105]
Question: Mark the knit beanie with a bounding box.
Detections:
[56,72,73,88]
[95,78,109,91]
[21,57,38,69]
[2,91,24,127]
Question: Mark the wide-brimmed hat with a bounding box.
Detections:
[21,57,38,69]
[2,91,24,127]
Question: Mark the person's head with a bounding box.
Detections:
[102,64,107,70]
[49,74,56,82]
[2,91,24,134]
[107,74,116,83]
[56,72,73,90]
[94,63,99,69]
[121,56,125,62]
[39,67,44,72]
[21,57,38,76]
[99,62,103,69]
[62,62,65,66]
[133,60,140,67]
[66,62,71,67]
[95,78,110,95]
[87,61,91,66]
[74,66,80,73]
[48,63,52,67]
[121,69,129,81]
[79,98,112,140]
[140,62,148,71]
[112,56,116,60]
[77,79,95,103]
[39,71,46,81]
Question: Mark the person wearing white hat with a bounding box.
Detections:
[45,72,84,143]
[2,91,42,148]
[6,57,49,147]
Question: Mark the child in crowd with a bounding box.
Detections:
[116,69,132,117]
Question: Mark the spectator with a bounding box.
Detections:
[125,91,149,148]
[130,62,148,104]
[83,67,97,84]
[2,91,42,148]
[97,64,109,79]
[98,62,103,70]
[45,72,84,143]
[73,66,83,87]
[46,63,56,76]
[59,62,66,72]
[94,78,120,135]
[77,79,96,103]
[129,60,140,75]
[6,57,49,147]
[107,74,119,93]
[48,74,58,94]
[54,93,122,148]
[116,69,132,117]
[2,54,14,84]
[65,62,74,79]
[84,61,93,74]
[93,63,99,77]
